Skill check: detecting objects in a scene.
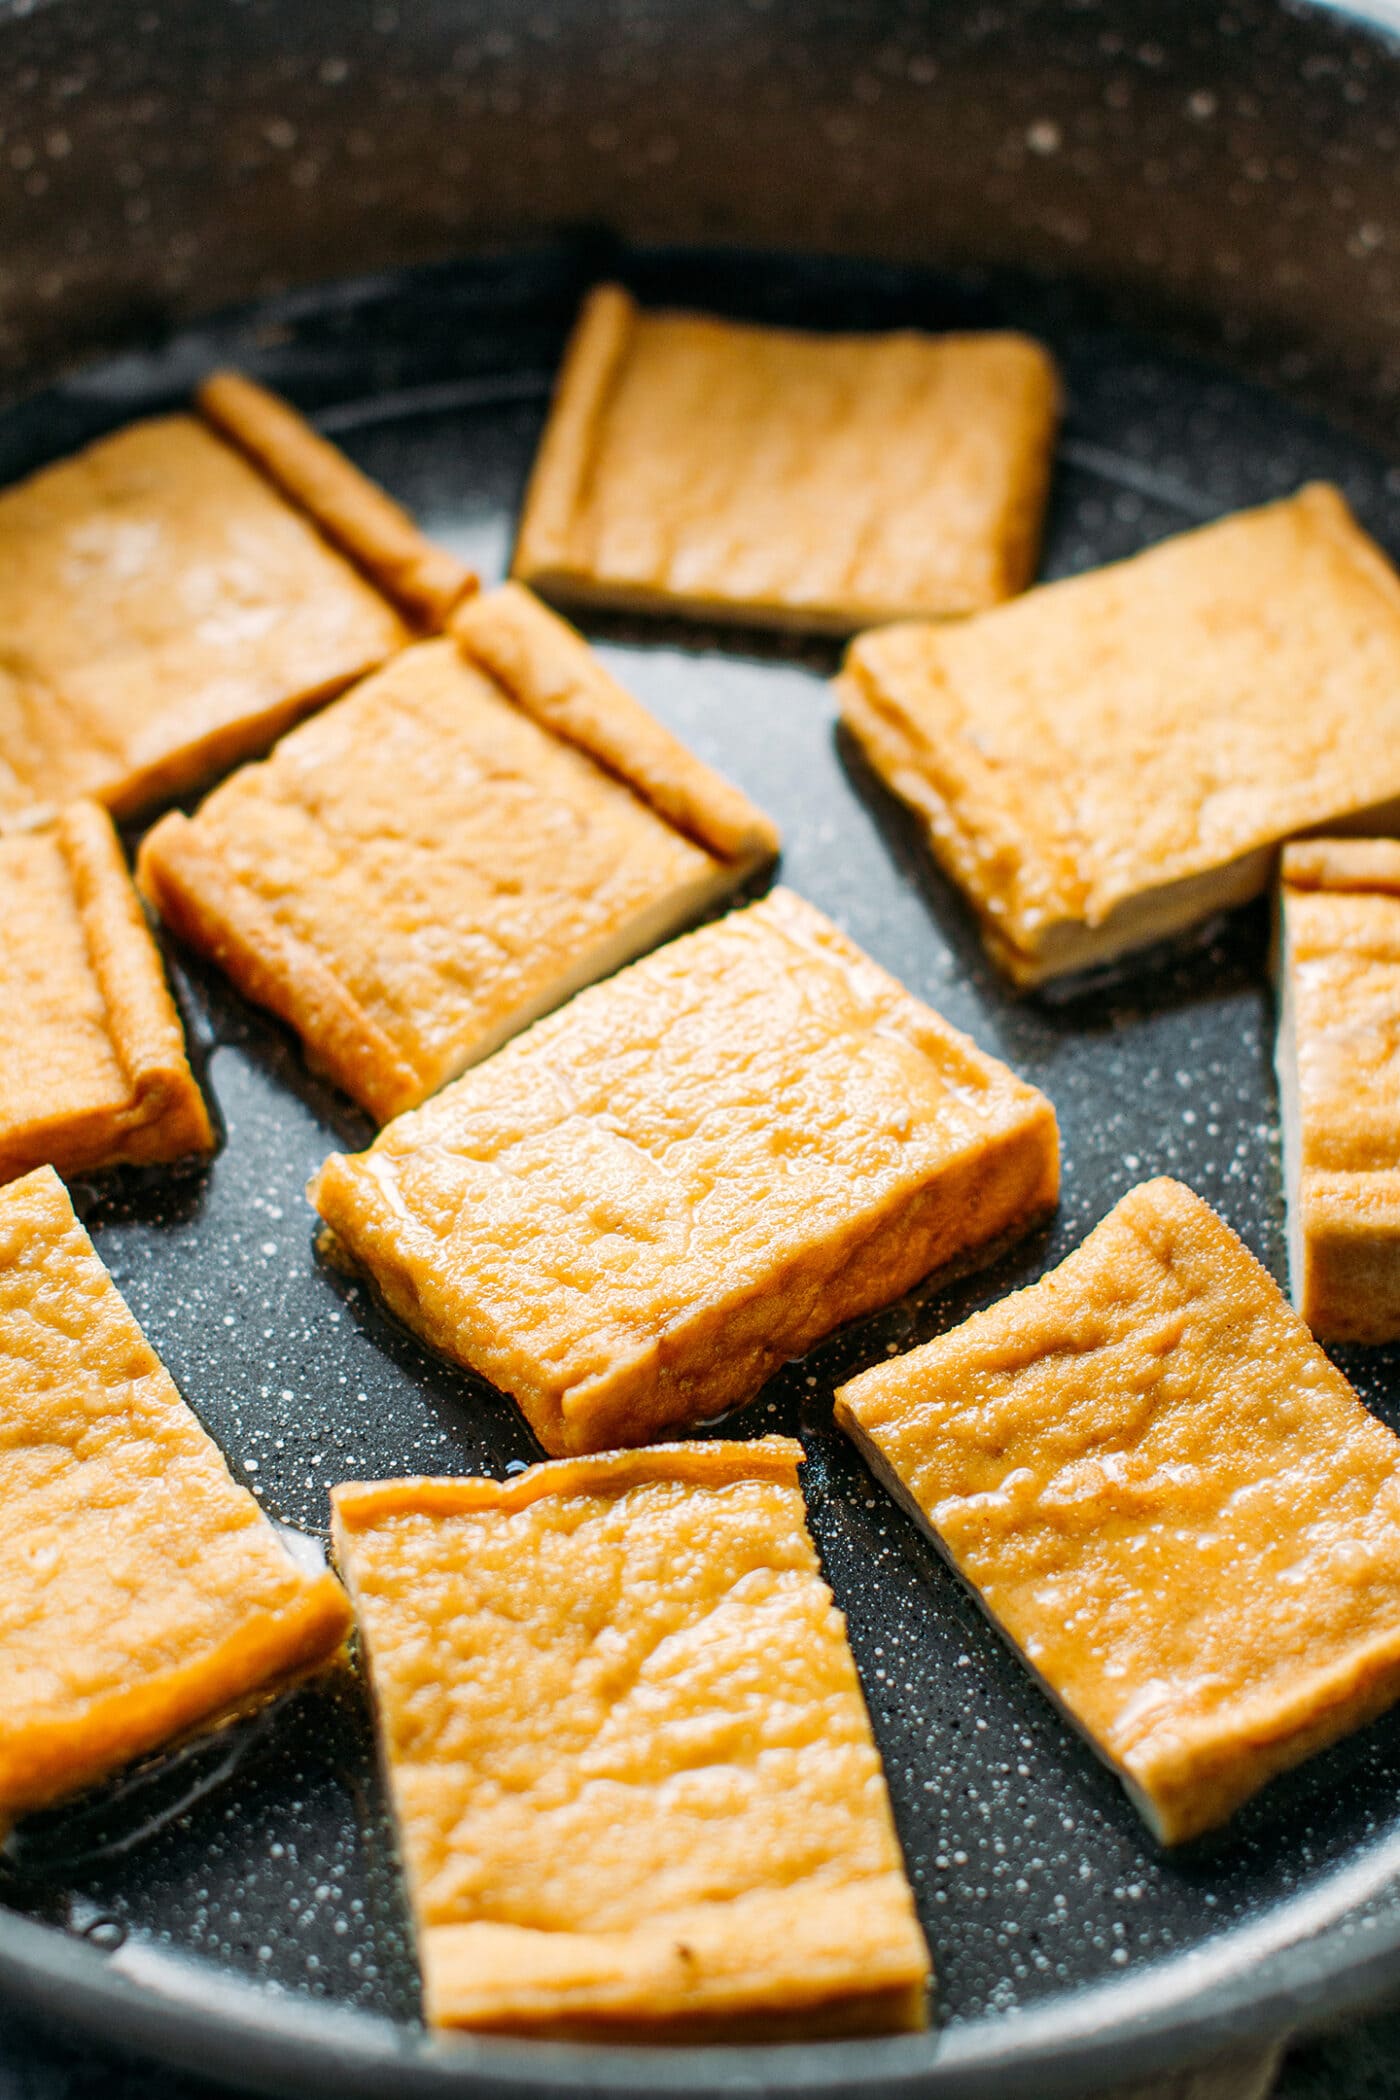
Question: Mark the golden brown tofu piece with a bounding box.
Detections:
[838,485,1400,987]
[197,370,473,628]
[0,800,213,1185]
[138,585,780,1123]
[310,886,1059,1455]
[513,283,1059,633]
[331,1438,930,2037]
[0,373,475,830]
[835,1177,1400,1845]
[1277,838,1400,1341]
[0,1165,351,1824]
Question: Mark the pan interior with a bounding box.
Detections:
[5,243,1400,2084]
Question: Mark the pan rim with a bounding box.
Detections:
[3,1869,1397,2099]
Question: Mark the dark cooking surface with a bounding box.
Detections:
[6,248,1400,2093]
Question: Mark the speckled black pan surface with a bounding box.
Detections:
[6,244,1400,2100]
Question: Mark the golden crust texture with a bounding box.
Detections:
[448,582,779,865]
[836,1176,1400,1845]
[0,1165,352,1822]
[0,800,213,1184]
[138,588,779,1123]
[838,484,1400,986]
[197,371,475,627]
[309,886,1060,1456]
[0,375,474,829]
[1278,840,1400,1340]
[331,1438,930,2036]
[512,282,1060,633]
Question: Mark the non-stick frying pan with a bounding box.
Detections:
[3,4,1400,2095]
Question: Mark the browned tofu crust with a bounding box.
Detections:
[0,375,474,830]
[1278,838,1400,1341]
[513,283,1059,633]
[310,886,1059,1455]
[838,485,1400,986]
[138,586,779,1122]
[0,1165,351,1822]
[197,371,474,627]
[837,1177,1400,1844]
[332,1439,931,2036]
[0,800,213,1184]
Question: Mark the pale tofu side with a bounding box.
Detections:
[513,283,1060,632]
[138,588,779,1123]
[1277,839,1400,1341]
[0,800,213,1184]
[0,1166,351,1823]
[330,1439,931,2038]
[837,484,1400,987]
[309,886,1059,1456]
[835,1177,1400,1846]
[0,413,412,830]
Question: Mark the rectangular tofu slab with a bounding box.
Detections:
[835,1177,1400,1845]
[0,372,474,829]
[1277,838,1400,1341]
[0,1165,351,1824]
[513,283,1059,633]
[0,800,213,1184]
[330,1438,930,2036]
[309,886,1059,1455]
[838,485,1400,986]
[138,584,780,1122]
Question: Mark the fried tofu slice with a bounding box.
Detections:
[1277,838,1400,1341]
[309,886,1059,1455]
[0,800,213,1185]
[331,1438,930,2037]
[835,1177,1400,1845]
[838,485,1400,986]
[0,1165,351,1825]
[197,371,472,628]
[0,373,474,829]
[512,283,1059,633]
[138,585,780,1123]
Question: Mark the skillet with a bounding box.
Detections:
[4,4,1400,2092]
